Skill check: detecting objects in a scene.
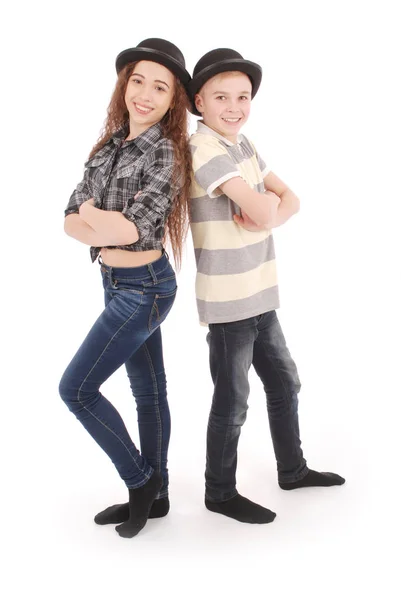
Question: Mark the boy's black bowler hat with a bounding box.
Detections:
[115,38,191,86]
[189,48,262,116]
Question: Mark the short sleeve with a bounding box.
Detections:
[191,135,241,198]
[248,139,270,179]
[122,142,176,244]
[255,150,270,178]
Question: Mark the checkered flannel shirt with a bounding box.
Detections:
[65,122,177,262]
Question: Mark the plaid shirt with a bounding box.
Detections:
[65,122,177,262]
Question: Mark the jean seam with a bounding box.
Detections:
[76,294,148,476]
[143,341,162,473]
[220,325,232,481]
[254,320,306,482]
[126,469,154,489]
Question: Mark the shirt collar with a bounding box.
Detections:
[196,120,244,147]
[112,122,163,152]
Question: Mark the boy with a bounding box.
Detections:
[188,48,345,524]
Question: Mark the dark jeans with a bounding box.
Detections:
[59,251,176,495]
[206,310,308,502]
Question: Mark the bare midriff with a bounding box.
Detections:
[100,247,162,267]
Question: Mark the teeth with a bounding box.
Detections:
[223,118,240,122]
[136,104,152,112]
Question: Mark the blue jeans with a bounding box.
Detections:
[206,310,309,502]
[59,251,176,495]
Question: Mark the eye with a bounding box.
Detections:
[155,86,167,92]
[216,95,226,101]
[132,78,142,84]
[240,96,250,101]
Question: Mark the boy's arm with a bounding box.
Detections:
[220,177,280,227]
[233,172,300,232]
[263,171,300,228]
[192,136,278,227]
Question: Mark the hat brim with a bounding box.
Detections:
[189,59,262,116]
[115,47,191,86]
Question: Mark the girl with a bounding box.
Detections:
[59,38,192,539]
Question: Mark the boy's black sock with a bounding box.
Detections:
[205,494,276,524]
[279,469,345,490]
[115,471,163,538]
[94,497,169,525]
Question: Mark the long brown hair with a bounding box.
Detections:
[89,63,192,269]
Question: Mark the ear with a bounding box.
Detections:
[194,93,204,113]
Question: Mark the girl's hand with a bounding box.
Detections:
[79,198,96,217]
[233,210,269,232]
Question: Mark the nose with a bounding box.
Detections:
[137,85,152,104]
[227,100,240,113]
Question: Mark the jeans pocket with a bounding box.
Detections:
[148,287,177,333]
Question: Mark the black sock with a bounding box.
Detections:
[115,472,163,538]
[94,497,169,525]
[205,494,276,524]
[279,469,345,490]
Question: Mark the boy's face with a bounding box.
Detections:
[194,72,252,142]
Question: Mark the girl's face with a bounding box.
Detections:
[124,60,175,133]
[195,72,252,143]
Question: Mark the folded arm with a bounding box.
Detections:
[64,161,139,247]
[220,177,280,227]
[64,213,119,246]
[231,172,300,231]
[78,200,139,245]
[264,171,300,228]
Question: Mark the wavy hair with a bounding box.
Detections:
[89,63,191,269]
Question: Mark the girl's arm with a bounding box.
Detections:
[78,200,139,245]
[64,213,120,246]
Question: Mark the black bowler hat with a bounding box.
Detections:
[189,48,262,116]
[115,38,191,86]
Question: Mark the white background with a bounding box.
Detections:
[1,0,400,598]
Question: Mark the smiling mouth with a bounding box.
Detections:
[222,117,241,123]
[134,103,153,115]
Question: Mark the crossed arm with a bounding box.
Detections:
[64,199,139,246]
[220,171,300,232]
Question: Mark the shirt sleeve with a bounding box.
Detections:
[255,150,270,178]
[64,169,92,217]
[247,139,270,178]
[122,142,177,244]
[191,136,241,198]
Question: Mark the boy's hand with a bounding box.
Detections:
[233,210,269,232]
[264,190,281,205]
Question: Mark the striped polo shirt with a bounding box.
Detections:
[189,121,280,325]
